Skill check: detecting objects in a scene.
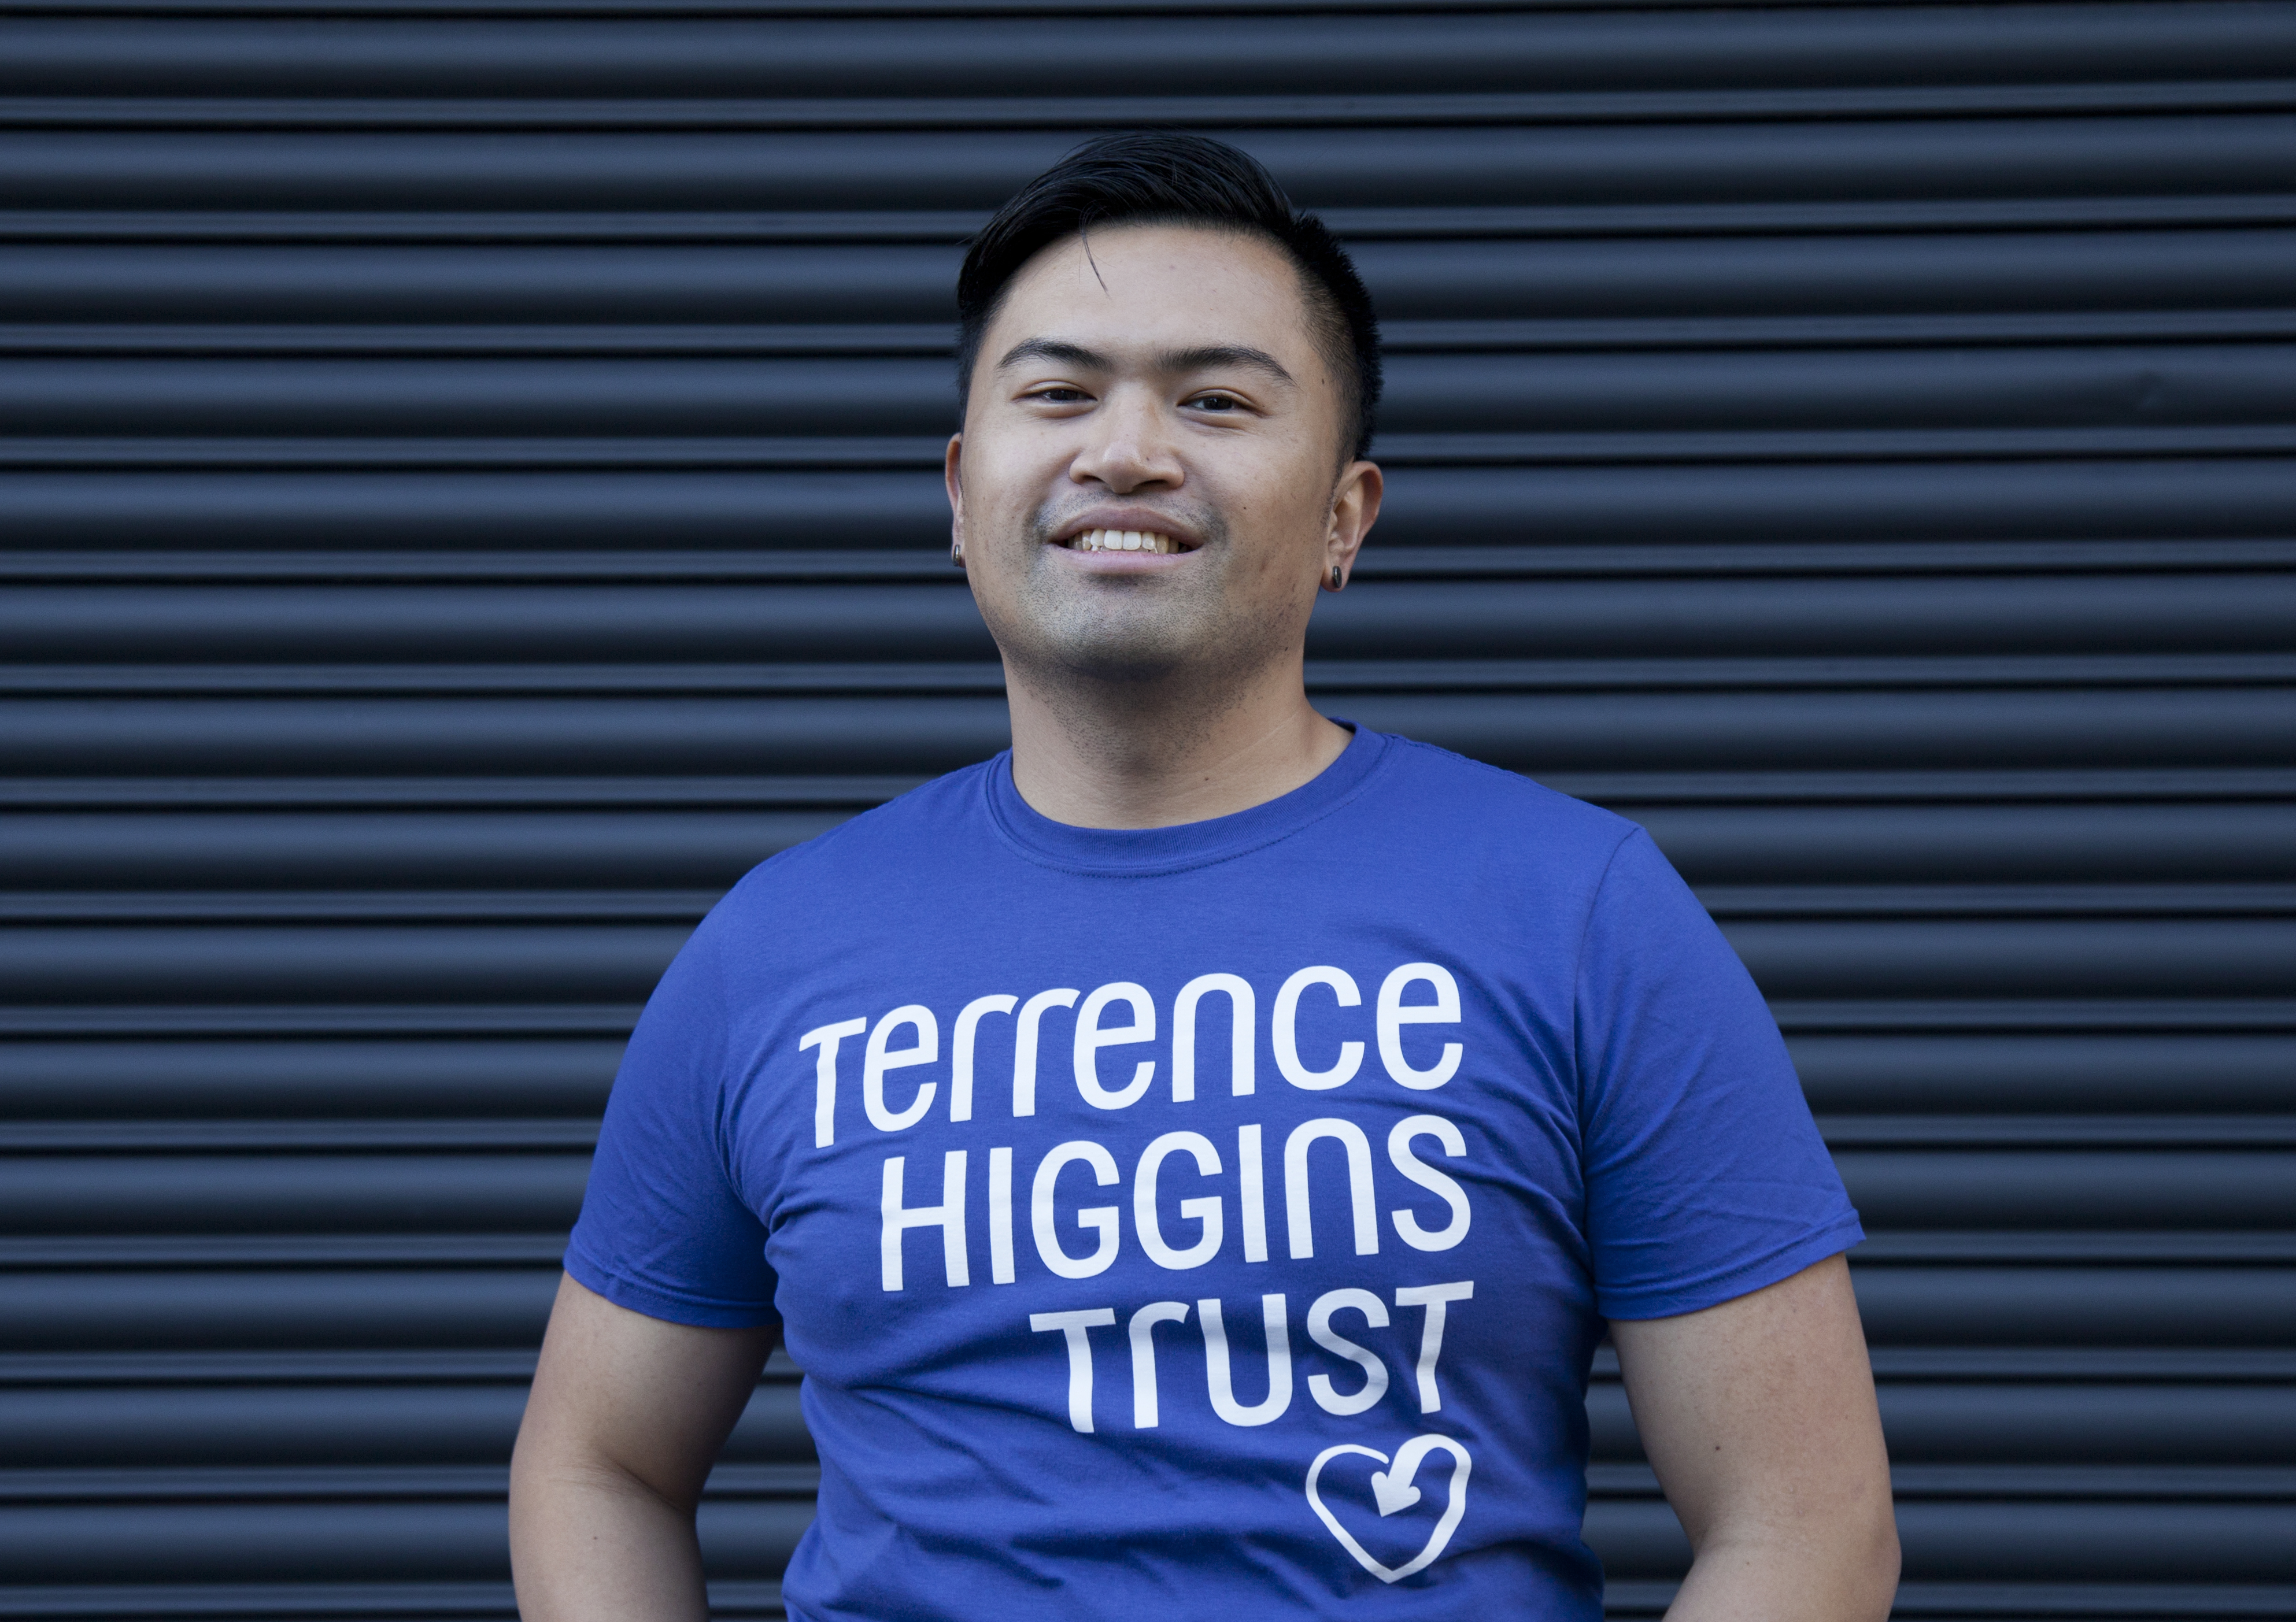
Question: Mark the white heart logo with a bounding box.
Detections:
[1305,1435,1473,1583]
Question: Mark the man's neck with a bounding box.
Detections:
[1002,656,1352,830]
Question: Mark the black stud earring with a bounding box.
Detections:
[1330,565,1343,590]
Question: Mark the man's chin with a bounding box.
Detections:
[1029,622,1295,698]
[1030,640,1197,690]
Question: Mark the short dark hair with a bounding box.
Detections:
[956,132,1382,462]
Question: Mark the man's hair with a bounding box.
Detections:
[956,132,1382,462]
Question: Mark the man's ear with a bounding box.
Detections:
[944,434,967,567]
[1321,459,1383,591]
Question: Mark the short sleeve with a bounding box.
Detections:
[565,915,782,1328]
[1575,829,1861,1320]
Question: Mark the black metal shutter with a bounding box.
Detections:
[3,3,2292,1617]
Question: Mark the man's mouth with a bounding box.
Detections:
[1063,528,1189,556]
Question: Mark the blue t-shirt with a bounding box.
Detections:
[568,726,1861,1620]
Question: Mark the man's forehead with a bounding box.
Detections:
[985,225,1321,359]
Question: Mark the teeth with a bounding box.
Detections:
[1072,528,1180,554]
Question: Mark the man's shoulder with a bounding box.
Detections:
[1369,731,1641,856]
[711,758,1000,914]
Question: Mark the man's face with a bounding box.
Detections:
[947,224,1379,695]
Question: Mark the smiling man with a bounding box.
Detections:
[509,134,1898,1622]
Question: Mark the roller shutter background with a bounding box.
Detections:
[2,0,2293,1615]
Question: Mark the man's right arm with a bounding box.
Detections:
[509,1273,777,1621]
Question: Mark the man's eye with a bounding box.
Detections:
[1029,387,1090,403]
[1189,392,1241,412]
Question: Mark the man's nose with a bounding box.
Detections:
[1071,386,1183,492]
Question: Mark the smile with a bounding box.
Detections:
[1065,528,1189,555]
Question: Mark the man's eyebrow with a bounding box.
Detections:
[993,338,1297,388]
[1159,345,1296,387]
[995,338,1110,372]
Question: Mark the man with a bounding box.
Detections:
[509,133,1898,1620]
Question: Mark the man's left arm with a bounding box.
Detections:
[1609,1253,1899,1621]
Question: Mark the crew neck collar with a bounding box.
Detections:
[983,723,1391,876]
